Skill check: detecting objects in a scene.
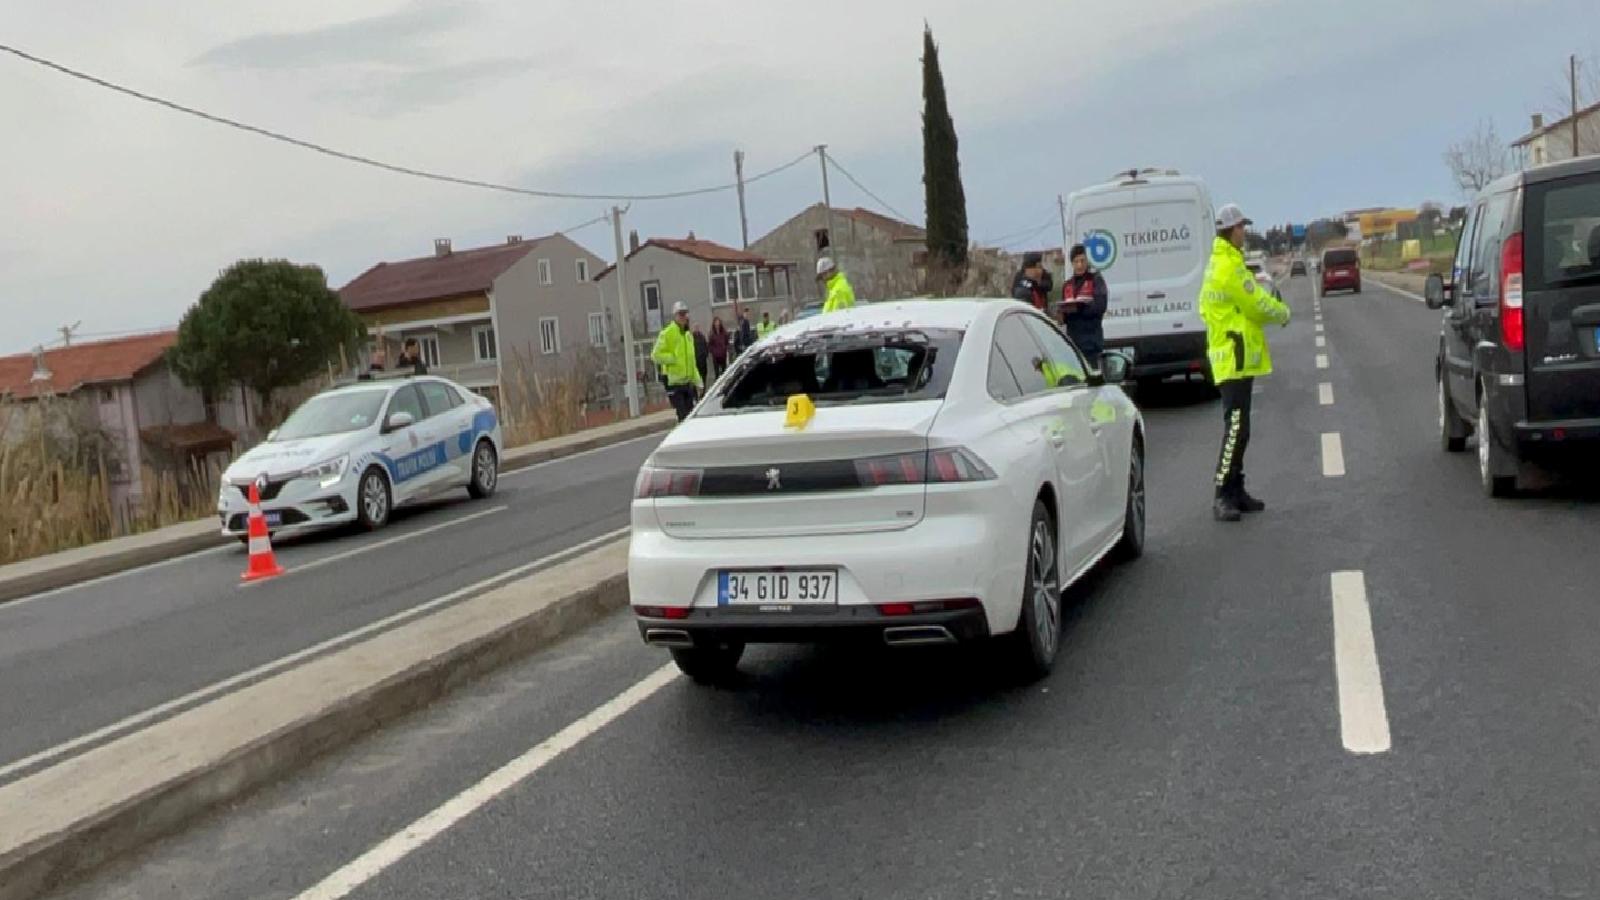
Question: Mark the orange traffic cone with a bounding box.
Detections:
[241,481,285,582]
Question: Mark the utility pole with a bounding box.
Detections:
[1057,194,1069,251]
[58,321,80,347]
[611,206,640,418]
[1572,54,1581,158]
[734,151,750,250]
[817,144,836,266]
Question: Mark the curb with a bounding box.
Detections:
[0,414,671,607]
[0,543,633,900]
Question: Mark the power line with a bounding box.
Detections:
[823,152,913,222]
[998,220,1057,251]
[983,215,1056,247]
[0,42,813,203]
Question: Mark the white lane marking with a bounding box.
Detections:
[1374,280,1426,304]
[1,544,232,611]
[1321,432,1345,477]
[1315,335,1326,348]
[1315,323,1324,333]
[1319,382,1334,406]
[1316,353,1329,369]
[0,526,629,783]
[1330,571,1391,754]
[499,432,663,480]
[240,505,508,588]
[295,663,680,900]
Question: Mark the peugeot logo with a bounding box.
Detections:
[765,467,782,490]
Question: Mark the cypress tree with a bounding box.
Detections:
[922,24,969,290]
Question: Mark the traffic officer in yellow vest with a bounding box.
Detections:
[757,310,776,339]
[652,301,704,422]
[1201,203,1290,522]
[818,257,856,313]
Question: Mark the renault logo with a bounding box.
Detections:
[765,467,782,490]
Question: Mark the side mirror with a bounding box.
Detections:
[1095,352,1130,386]
[1424,273,1453,309]
[384,410,415,432]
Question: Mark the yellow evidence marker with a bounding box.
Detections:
[784,393,816,429]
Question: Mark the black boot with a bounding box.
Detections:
[1213,491,1242,522]
[1236,484,1266,513]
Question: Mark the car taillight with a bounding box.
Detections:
[634,465,702,499]
[877,599,981,616]
[1500,232,1524,352]
[854,448,994,487]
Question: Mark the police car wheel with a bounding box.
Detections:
[357,468,392,531]
[467,440,498,499]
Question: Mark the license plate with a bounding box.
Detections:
[718,569,837,607]
[264,511,283,527]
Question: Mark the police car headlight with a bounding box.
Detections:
[304,455,350,488]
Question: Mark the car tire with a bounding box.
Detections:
[357,467,392,531]
[1007,499,1061,681]
[1439,374,1469,452]
[1477,389,1517,498]
[1114,436,1146,561]
[466,439,498,499]
[670,640,744,685]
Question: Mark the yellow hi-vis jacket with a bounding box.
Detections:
[1200,237,1291,383]
[757,318,776,338]
[823,272,856,313]
[651,322,703,389]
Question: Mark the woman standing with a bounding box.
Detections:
[1061,243,1109,365]
[708,316,730,379]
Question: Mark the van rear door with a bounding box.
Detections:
[1523,170,1600,423]
[1126,182,1208,343]
[1070,190,1143,344]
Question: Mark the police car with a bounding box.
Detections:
[218,374,502,538]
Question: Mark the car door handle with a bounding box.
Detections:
[1146,292,1167,300]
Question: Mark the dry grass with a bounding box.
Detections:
[500,355,590,448]
[0,400,222,567]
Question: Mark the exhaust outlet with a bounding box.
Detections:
[882,625,957,646]
[643,628,695,648]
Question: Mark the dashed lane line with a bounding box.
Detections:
[1315,335,1326,348]
[1331,571,1392,754]
[1316,353,1329,369]
[1321,432,1345,477]
[1319,382,1334,405]
[239,505,508,588]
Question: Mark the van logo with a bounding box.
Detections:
[1082,229,1118,270]
[765,468,782,490]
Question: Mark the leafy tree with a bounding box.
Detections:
[170,259,363,416]
[921,24,968,291]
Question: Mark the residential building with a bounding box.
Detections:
[593,235,798,373]
[750,205,927,303]
[0,331,247,519]
[339,234,610,409]
[1512,105,1600,167]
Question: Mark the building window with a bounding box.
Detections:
[473,325,497,362]
[709,263,758,304]
[588,312,606,347]
[99,387,116,403]
[576,258,590,283]
[539,317,560,355]
[415,334,441,368]
[538,259,553,285]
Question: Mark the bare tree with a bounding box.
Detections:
[1443,120,1510,196]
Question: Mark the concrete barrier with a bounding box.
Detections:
[0,539,635,900]
[0,411,673,606]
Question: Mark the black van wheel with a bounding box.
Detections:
[1477,388,1517,498]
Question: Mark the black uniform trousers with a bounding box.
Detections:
[1214,377,1254,498]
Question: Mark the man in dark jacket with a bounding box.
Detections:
[733,309,757,357]
[692,325,710,384]
[1010,252,1054,312]
[1061,243,1109,364]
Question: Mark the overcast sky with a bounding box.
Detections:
[1,0,1595,354]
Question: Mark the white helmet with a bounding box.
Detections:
[816,257,836,276]
[671,301,689,314]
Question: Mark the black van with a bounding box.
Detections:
[1427,155,1600,496]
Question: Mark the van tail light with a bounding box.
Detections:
[855,448,995,487]
[1500,232,1524,352]
[634,466,702,499]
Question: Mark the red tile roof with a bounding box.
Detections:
[0,331,176,400]
[594,236,776,280]
[339,239,546,312]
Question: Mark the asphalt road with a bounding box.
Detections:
[0,433,664,785]
[53,276,1600,899]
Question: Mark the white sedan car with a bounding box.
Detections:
[628,299,1145,683]
[218,374,501,538]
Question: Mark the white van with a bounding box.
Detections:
[1064,169,1214,387]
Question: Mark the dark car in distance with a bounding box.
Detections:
[1427,155,1600,496]
[1321,247,1361,294]
[1291,258,1308,276]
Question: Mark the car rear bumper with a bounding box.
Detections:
[1516,417,1600,444]
[634,605,991,646]
[1105,331,1208,380]
[1322,275,1359,290]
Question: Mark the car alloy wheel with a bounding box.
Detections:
[1477,395,1515,498]
[359,469,390,530]
[1008,500,1061,681]
[468,441,498,499]
[1116,439,1146,560]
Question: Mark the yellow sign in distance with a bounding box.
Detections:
[785,393,816,429]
